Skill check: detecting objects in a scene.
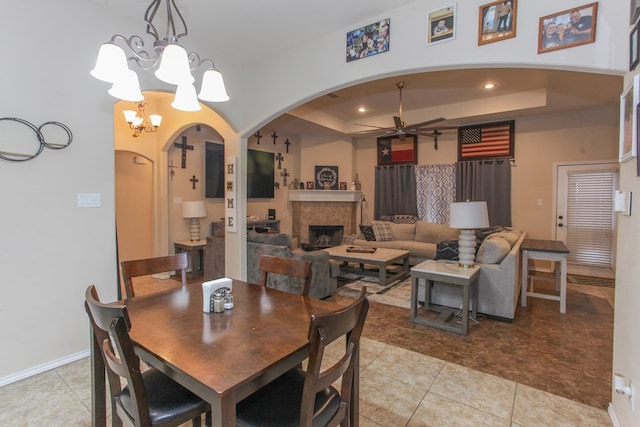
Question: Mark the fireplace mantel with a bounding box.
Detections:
[288,190,362,202]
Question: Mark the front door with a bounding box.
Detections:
[554,161,618,279]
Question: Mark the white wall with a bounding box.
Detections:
[0,7,634,426]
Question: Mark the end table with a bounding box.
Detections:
[174,240,206,280]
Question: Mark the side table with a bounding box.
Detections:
[410,260,480,335]
[174,240,206,280]
[520,239,570,313]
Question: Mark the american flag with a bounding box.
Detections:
[458,121,514,160]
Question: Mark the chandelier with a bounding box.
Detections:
[90,0,229,112]
[124,102,163,137]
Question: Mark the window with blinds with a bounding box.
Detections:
[566,172,617,268]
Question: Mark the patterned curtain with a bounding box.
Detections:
[415,164,456,224]
[456,159,511,226]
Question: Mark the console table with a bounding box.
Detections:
[174,240,206,280]
[520,239,570,313]
[410,260,479,335]
[247,219,280,233]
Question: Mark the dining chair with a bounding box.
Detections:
[259,254,313,297]
[84,285,211,427]
[121,252,189,299]
[235,287,369,427]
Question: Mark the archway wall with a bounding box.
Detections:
[224,1,627,136]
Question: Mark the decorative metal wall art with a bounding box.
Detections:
[0,117,72,162]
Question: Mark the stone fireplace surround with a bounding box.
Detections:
[289,190,361,245]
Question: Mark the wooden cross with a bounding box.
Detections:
[284,138,291,153]
[254,131,262,145]
[275,152,284,169]
[174,136,193,168]
[280,168,289,187]
[168,160,177,180]
[271,132,278,145]
[190,175,199,189]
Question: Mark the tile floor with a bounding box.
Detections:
[0,276,614,426]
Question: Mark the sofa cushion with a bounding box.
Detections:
[389,223,416,241]
[371,221,393,242]
[393,214,418,224]
[436,240,459,260]
[489,230,521,247]
[475,225,508,242]
[415,221,459,244]
[475,236,511,264]
[359,225,376,241]
[400,241,437,259]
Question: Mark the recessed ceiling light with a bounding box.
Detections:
[483,83,495,89]
[358,107,367,113]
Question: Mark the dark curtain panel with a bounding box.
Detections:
[456,159,511,226]
[374,165,418,220]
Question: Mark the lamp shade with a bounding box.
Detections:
[198,68,230,102]
[155,44,195,85]
[90,43,129,83]
[182,200,207,218]
[449,201,489,229]
[108,69,144,101]
[172,84,202,111]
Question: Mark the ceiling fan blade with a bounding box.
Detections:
[407,117,446,130]
[415,125,459,131]
[354,123,394,131]
[393,116,402,129]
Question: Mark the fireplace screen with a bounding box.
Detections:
[308,225,344,249]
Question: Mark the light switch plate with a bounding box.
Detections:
[77,193,101,208]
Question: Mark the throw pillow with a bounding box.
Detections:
[475,225,507,243]
[392,214,418,224]
[475,236,511,264]
[359,225,376,241]
[371,221,394,242]
[342,234,357,245]
[436,240,459,260]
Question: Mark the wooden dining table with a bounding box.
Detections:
[90,280,358,427]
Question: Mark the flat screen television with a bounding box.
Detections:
[205,142,224,198]
[247,149,275,199]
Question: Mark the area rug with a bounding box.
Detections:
[336,273,412,309]
[567,274,615,288]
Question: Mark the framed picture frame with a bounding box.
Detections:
[632,0,640,25]
[538,2,598,54]
[306,181,315,190]
[427,4,456,45]
[377,134,418,166]
[458,120,514,161]
[315,166,339,190]
[619,74,640,163]
[478,0,517,46]
[339,181,347,190]
[631,21,640,71]
[346,18,390,62]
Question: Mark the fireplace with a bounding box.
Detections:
[309,225,343,249]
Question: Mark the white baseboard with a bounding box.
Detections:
[0,349,90,387]
[608,402,620,427]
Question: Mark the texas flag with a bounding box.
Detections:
[378,136,415,164]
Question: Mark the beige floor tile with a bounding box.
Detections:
[365,343,444,388]
[512,384,612,427]
[359,369,427,427]
[430,362,517,420]
[408,392,511,427]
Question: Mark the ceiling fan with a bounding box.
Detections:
[354,81,455,149]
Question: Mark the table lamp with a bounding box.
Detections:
[449,201,489,268]
[182,200,207,241]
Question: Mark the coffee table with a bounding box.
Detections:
[323,245,410,286]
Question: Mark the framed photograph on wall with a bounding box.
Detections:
[538,2,598,54]
[377,134,418,165]
[632,0,640,25]
[458,120,514,161]
[619,74,639,163]
[346,18,390,62]
[631,21,640,71]
[478,0,517,46]
[427,4,456,45]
